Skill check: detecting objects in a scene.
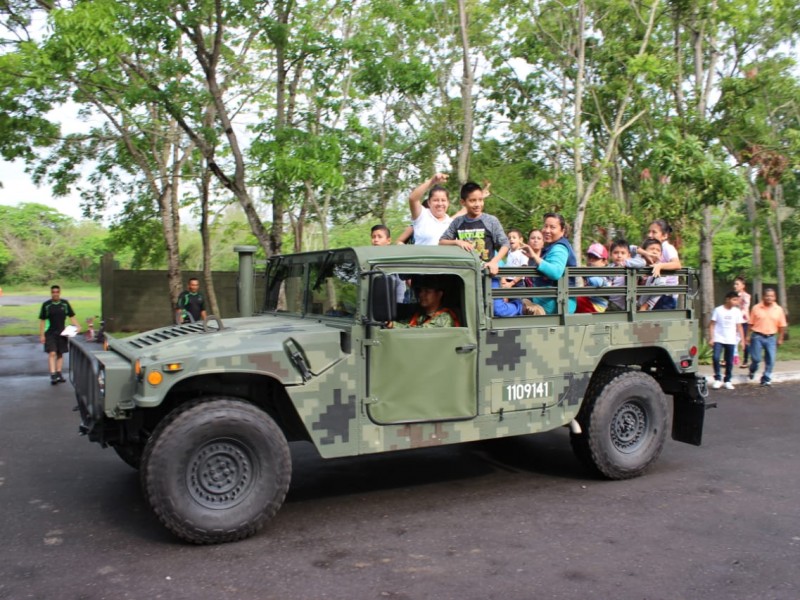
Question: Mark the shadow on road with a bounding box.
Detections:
[285,429,587,506]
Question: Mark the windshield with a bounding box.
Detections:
[264,249,360,319]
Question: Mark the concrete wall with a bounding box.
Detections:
[100,254,265,333]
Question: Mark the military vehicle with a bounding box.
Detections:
[70,245,709,544]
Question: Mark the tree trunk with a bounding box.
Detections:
[160,183,183,313]
[457,0,474,185]
[744,173,763,299]
[572,0,586,259]
[698,206,716,339]
[689,0,719,331]
[200,163,220,316]
[765,183,788,313]
[572,0,657,257]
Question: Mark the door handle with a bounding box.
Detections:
[455,344,476,354]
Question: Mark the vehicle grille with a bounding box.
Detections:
[69,337,104,441]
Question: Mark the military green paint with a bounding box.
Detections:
[72,245,703,462]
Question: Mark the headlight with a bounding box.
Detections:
[97,367,106,397]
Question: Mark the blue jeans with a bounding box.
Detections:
[749,333,777,384]
[712,343,735,382]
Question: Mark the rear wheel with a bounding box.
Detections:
[141,398,291,544]
[571,369,668,480]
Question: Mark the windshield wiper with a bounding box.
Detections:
[311,251,335,292]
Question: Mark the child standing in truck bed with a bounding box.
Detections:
[607,239,647,311]
[440,181,509,276]
[500,228,529,289]
[575,243,610,313]
[637,238,667,311]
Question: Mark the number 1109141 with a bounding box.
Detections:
[504,381,552,402]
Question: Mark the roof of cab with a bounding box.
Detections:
[271,245,483,268]
[353,245,483,267]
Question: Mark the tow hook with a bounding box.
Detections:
[697,376,716,409]
[697,376,708,398]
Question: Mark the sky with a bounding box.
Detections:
[0,158,88,220]
[0,13,90,221]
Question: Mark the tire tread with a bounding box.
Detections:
[142,397,291,544]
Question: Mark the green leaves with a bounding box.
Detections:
[0,203,108,284]
[47,0,131,64]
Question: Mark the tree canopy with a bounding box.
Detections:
[1,0,799,313]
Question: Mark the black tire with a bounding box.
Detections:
[112,442,146,470]
[141,398,292,544]
[570,369,668,480]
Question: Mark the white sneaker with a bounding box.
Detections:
[724,381,735,390]
[711,380,723,389]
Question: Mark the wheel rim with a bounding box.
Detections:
[610,400,648,453]
[187,437,258,509]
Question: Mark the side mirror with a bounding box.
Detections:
[369,274,397,323]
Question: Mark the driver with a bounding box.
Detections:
[387,276,460,328]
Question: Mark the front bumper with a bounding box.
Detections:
[69,337,136,443]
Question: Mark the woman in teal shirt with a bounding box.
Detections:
[522,213,577,314]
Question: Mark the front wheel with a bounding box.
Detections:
[141,398,291,544]
[571,370,668,480]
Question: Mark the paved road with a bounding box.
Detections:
[1,339,798,599]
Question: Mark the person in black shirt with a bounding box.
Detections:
[175,278,208,324]
[38,285,80,385]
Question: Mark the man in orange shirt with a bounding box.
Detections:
[746,287,787,387]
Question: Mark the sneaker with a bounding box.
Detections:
[748,371,755,381]
[56,372,66,383]
[761,380,771,387]
[711,380,723,389]
[724,382,735,390]
[50,374,59,386]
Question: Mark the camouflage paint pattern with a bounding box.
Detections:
[72,246,700,460]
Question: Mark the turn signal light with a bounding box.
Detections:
[147,371,163,386]
[162,363,183,372]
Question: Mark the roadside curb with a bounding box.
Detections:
[700,370,800,386]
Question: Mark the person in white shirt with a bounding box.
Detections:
[407,173,469,246]
[500,228,529,289]
[636,219,681,309]
[708,291,745,390]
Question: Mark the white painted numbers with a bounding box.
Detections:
[504,381,552,402]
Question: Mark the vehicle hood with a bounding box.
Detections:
[109,315,348,384]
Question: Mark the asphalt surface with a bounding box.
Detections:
[1,337,799,600]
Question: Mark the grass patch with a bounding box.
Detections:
[698,323,800,364]
[0,284,101,336]
[776,324,800,360]
[0,281,99,295]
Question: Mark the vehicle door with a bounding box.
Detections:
[366,270,478,424]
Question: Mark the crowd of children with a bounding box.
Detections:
[371,173,684,319]
[372,177,788,389]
